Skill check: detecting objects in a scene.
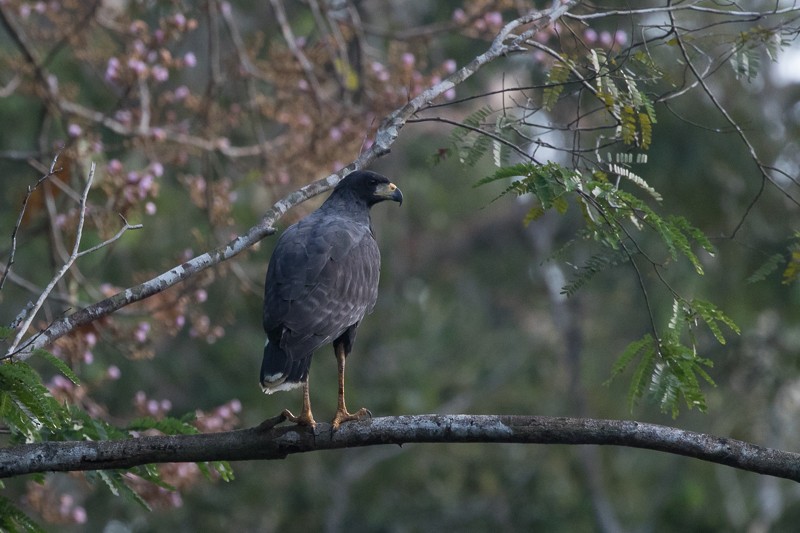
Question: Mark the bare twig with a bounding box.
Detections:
[0,154,60,292]
[5,163,95,356]
[667,9,800,237]
[76,214,143,258]
[270,0,324,106]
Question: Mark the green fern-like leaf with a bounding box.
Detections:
[747,253,785,283]
[451,106,493,142]
[0,495,45,533]
[0,360,70,441]
[690,298,740,344]
[627,338,658,412]
[32,349,80,385]
[543,58,572,110]
[562,250,628,297]
[0,326,14,341]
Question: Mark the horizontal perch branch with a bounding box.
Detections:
[2,414,799,482]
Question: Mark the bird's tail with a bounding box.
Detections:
[260,340,308,394]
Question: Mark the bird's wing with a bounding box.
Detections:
[263,215,380,358]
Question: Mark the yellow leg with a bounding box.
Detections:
[331,343,370,430]
[281,377,316,428]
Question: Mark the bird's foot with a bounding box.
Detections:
[331,407,372,430]
[281,408,316,429]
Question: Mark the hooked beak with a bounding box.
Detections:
[376,182,403,206]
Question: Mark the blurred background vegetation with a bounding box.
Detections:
[2,0,800,531]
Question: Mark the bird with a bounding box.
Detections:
[260,170,403,429]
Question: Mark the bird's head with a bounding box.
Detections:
[335,170,403,207]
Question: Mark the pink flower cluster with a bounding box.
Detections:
[103,13,198,87]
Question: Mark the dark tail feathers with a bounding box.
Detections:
[260,341,310,394]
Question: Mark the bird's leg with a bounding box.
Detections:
[331,343,371,430]
[281,376,316,428]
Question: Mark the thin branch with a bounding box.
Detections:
[6,163,95,356]
[668,9,800,238]
[270,0,324,107]
[564,4,800,22]
[0,154,59,292]
[75,214,143,258]
[2,414,799,482]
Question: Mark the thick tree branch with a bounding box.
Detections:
[2,415,799,482]
[7,1,578,361]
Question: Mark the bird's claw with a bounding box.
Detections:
[281,408,317,429]
[331,407,371,430]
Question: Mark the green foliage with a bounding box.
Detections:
[450,106,496,167]
[476,162,578,222]
[607,297,735,417]
[0,356,232,523]
[476,158,736,416]
[543,56,573,110]
[560,249,629,297]
[746,232,800,284]
[747,253,785,283]
[0,357,72,443]
[0,495,45,533]
[731,27,787,81]
[587,49,658,148]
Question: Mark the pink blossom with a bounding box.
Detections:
[82,350,93,364]
[151,127,167,141]
[173,13,187,29]
[105,57,120,82]
[134,321,150,343]
[67,123,82,137]
[401,52,415,68]
[329,127,343,141]
[443,59,457,74]
[599,31,613,47]
[115,109,132,126]
[195,289,208,302]
[584,28,598,44]
[133,39,146,56]
[139,174,154,195]
[150,161,164,177]
[107,159,123,174]
[107,365,122,380]
[19,4,31,18]
[127,58,147,76]
[184,52,197,68]
[145,201,157,215]
[484,11,503,28]
[85,332,97,346]
[452,8,466,23]
[151,65,169,82]
[229,399,242,413]
[444,88,456,101]
[174,85,190,100]
[72,507,87,524]
[614,30,628,45]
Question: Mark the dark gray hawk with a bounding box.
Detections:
[260,170,403,428]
